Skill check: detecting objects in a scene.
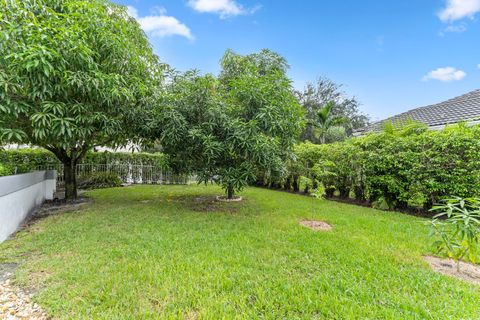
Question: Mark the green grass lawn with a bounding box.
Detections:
[1,185,479,319]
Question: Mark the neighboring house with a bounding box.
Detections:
[356,89,480,135]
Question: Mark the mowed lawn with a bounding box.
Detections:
[1,185,479,319]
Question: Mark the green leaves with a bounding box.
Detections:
[0,128,27,142]
[155,49,304,197]
[292,123,480,209]
[0,0,162,151]
[0,0,164,199]
[430,197,480,266]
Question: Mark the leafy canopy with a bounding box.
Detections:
[0,0,163,153]
[297,77,369,143]
[155,50,304,198]
[0,0,164,198]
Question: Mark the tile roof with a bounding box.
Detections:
[359,89,480,133]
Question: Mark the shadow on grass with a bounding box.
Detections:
[171,195,247,214]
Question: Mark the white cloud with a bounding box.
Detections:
[444,24,467,32]
[127,6,139,18]
[188,0,260,18]
[423,67,466,82]
[127,6,193,40]
[477,63,480,69]
[438,0,480,22]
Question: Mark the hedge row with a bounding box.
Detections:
[284,123,480,210]
[0,148,169,176]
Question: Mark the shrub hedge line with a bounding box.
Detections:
[280,123,480,210]
[0,148,169,176]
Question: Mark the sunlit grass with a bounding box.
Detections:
[1,185,479,319]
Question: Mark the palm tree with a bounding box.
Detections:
[314,101,348,144]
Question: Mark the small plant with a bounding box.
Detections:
[78,172,123,190]
[430,197,480,271]
[0,164,13,177]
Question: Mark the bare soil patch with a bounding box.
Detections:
[299,220,332,231]
[425,256,480,285]
[215,195,243,202]
[33,198,88,219]
[174,195,242,213]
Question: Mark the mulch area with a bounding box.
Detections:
[425,256,480,285]
[299,220,332,231]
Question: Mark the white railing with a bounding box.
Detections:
[38,164,193,185]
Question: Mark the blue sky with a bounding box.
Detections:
[117,0,480,120]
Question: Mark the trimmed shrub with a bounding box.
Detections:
[0,149,170,174]
[288,123,480,211]
[0,149,59,174]
[0,164,13,177]
[78,172,123,190]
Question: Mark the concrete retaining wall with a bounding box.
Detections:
[0,171,56,242]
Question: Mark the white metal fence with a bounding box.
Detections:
[38,164,193,185]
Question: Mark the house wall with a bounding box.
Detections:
[0,171,56,242]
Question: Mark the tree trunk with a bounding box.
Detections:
[284,176,292,191]
[292,176,299,192]
[339,187,350,199]
[354,186,366,202]
[325,186,335,198]
[227,185,234,200]
[320,134,326,145]
[63,158,77,201]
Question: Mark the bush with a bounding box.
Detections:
[285,123,480,211]
[0,149,170,174]
[430,197,480,270]
[0,149,59,174]
[78,172,123,190]
[0,164,13,177]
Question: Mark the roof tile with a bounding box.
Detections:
[361,89,480,132]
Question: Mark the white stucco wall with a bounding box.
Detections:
[0,171,56,242]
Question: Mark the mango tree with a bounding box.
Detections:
[155,50,304,199]
[0,0,164,199]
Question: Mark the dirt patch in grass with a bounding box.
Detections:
[425,256,480,285]
[174,195,243,213]
[185,310,199,320]
[215,195,243,202]
[8,197,90,239]
[299,220,332,231]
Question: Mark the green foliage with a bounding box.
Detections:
[0,163,13,176]
[0,149,59,174]
[289,123,480,210]
[0,0,164,198]
[78,172,122,190]
[0,148,169,174]
[430,197,480,270]
[297,77,369,143]
[313,101,349,144]
[155,50,304,198]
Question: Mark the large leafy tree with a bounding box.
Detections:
[297,77,369,143]
[155,50,304,199]
[0,0,163,199]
